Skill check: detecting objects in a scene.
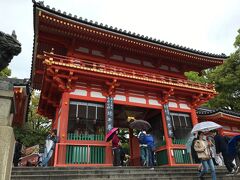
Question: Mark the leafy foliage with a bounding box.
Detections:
[14,91,51,147]
[234,29,240,48]
[185,29,240,111]
[207,49,240,111]
[184,71,210,84]
[0,67,11,77]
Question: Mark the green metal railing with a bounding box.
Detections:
[172,138,188,145]
[155,150,168,165]
[67,133,105,141]
[66,145,105,164]
[90,146,105,164]
[173,149,191,164]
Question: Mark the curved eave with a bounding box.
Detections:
[198,112,240,124]
[33,1,228,61]
[197,108,240,117]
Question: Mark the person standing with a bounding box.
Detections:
[138,130,148,166]
[144,130,155,169]
[40,129,58,167]
[194,131,216,180]
[206,131,219,166]
[112,129,122,166]
[13,139,22,167]
[235,139,240,173]
[213,130,236,173]
[190,135,202,171]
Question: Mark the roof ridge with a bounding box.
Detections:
[197,107,240,117]
[33,0,228,59]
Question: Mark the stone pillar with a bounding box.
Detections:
[0,82,15,180]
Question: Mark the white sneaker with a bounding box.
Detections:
[235,166,239,173]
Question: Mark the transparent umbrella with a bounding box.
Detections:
[191,121,222,134]
[185,133,196,153]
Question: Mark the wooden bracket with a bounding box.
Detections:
[191,93,203,108]
[161,88,174,104]
[104,79,120,97]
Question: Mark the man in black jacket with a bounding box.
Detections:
[213,130,236,173]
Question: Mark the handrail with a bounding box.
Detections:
[44,52,216,93]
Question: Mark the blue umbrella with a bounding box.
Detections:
[228,135,240,156]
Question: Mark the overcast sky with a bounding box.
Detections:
[1,0,240,79]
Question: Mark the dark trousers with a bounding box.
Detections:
[113,147,121,166]
[140,146,148,166]
[147,147,154,167]
[222,153,235,172]
[13,157,20,167]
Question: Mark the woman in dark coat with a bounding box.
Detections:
[13,139,22,167]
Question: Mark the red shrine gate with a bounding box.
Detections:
[31,1,227,167]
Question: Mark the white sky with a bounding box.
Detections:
[1,0,240,79]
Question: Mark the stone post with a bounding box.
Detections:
[0,81,15,180]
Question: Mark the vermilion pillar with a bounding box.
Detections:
[59,92,70,143]
[54,92,69,165]
[190,109,198,126]
[161,108,174,166]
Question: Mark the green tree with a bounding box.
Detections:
[184,71,209,84]
[14,91,51,147]
[207,49,240,111]
[0,67,11,77]
[185,29,240,111]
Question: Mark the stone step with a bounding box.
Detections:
[11,173,239,180]
[11,166,240,180]
[11,169,229,175]
[11,167,229,175]
[12,166,229,171]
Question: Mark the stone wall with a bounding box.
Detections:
[0,84,15,180]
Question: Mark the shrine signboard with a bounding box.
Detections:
[163,104,174,138]
[105,97,114,133]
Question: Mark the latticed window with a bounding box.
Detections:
[68,100,105,136]
[170,112,192,139]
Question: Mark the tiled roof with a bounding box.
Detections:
[1,78,31,94]
[1,77,31,123]
[197,107,240,117]
[33,0,228,59]
[1,78,29,86]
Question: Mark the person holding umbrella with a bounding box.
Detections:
[138,130,148,166]
[111,129,122,166]
[144,129,155,169]
[129,119,152,166]
[194,131,216,180]
[106,128,122,166]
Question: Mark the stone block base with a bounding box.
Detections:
[0,126,15,180]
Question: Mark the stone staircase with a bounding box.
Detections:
[11,166,240,180]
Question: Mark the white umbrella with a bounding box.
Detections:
[191,121,222,133]
[185,134,197,153]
